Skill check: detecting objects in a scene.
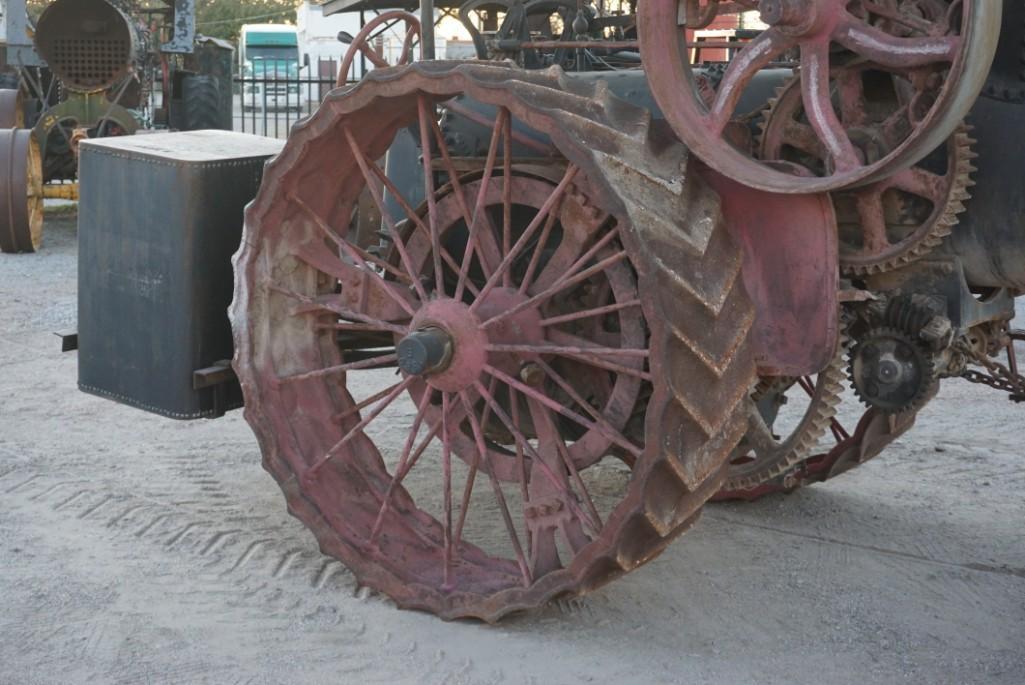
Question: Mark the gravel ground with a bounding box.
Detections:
[1,216,1023,685]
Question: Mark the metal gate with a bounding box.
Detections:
[233,58,345,139]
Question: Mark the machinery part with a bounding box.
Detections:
[959,326,1025,402]
[981,0,1025,104]
[638,0,1001,193]
[160,0,197,54]
[34,93,140,183]
[231,62,756,621]
[181,75,224,131]
[35,0,143,93]
[715,402,922,501]
[336,10,422,86]
[700,165,840,376]
[761,75,976,275]
[944,96,1025,291]
[850,326,937,414]
[725,337,847,491]
[0,129,44,253]
[0,89,25,128]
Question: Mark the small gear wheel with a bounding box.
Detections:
[759,75,976,275]
[850,327,937,414]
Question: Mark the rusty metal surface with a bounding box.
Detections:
[725,335,847,491]
[715,402,923,502]
[639,0,1002,193]
[761,75,977,275]
[0,89,24,128]
[0,129,43,254]
[699,164,839,376]
[230,61,757,621]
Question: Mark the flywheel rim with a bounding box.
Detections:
[638,0,1001,193]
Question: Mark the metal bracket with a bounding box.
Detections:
[193,360,237,419]
[160,0,196,54]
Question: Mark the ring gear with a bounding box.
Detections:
[759,76,976,275]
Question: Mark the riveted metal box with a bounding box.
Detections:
[77,130,284,419]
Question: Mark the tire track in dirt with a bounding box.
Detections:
[0,466,501,683]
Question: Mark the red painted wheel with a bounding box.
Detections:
[336,10,421,86]
[231,62,756,620]
[638,0,1001,193]
[760,75,977,274]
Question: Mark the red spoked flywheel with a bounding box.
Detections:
[638,0,1001,193]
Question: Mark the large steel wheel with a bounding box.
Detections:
[231,62,756,620]
[638,0,1000,193]
[0,129,44,253]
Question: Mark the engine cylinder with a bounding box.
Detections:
[35,0,141,93]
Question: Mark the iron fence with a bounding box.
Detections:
[233,58,349,139]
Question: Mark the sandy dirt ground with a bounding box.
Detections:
[1,216,1023,685]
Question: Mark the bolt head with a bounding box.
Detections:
[519,362,545,387]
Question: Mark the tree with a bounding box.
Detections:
[195,0,301,42]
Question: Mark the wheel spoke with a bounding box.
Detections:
[483,364,641,458]
[278,352,398,384]
[539,299,641,327]
[364,153,482,297]
[342,126,429,302]
[308,375,415,475]
[417,97,445,295]
[331,380,406,424]
[455,108,509,300]
[472,379,601,535]
[502,114,513,289]
[471,165,579,310]
[486,343,648,359]
[533,356,643,459]
[291,194,417,293]
[800,39,862,173]
[708,27,794,135]
[458,390,532,587]
[368,388,434,543]
[482,229,625,329]
[855,191,891,252]
[430,390,452,589]
[888,165,944,201]
[834,68,867,128]
[271,286,409,335]
[833,11,959,68]
[293,242,415,320]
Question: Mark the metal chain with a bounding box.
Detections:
[958,333,1025,403]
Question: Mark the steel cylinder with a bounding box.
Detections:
[35,0,142,93]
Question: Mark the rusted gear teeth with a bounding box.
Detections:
[723,329,848,492]
[758,74,977,276]
[230,61,756,622]
[849,326,938,415]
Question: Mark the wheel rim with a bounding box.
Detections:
[231,62,757,619]
[639,0,1001,193]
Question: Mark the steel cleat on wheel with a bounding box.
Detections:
[230,61,757,620]
[638,0,1001,193]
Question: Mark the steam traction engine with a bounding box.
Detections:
[70,0,1023,620]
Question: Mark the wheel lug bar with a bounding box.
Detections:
[397,326,453,376]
